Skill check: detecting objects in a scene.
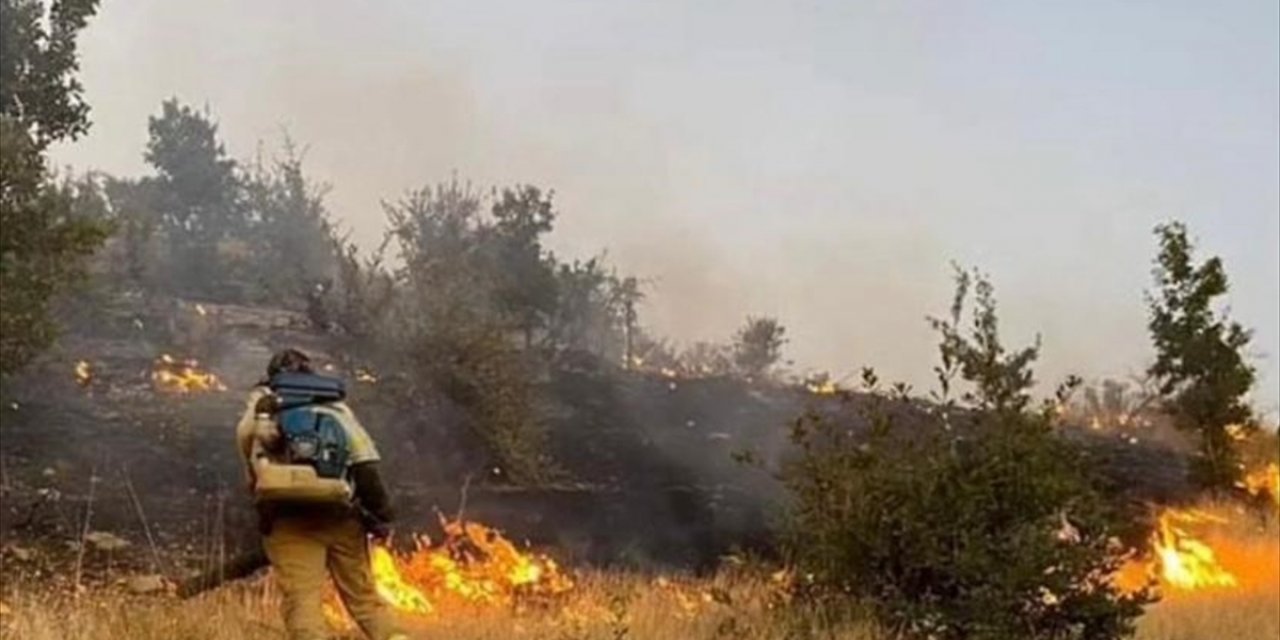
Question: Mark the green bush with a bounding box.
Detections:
[781,268,1150,640]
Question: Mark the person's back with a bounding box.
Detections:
[235,348,405,640]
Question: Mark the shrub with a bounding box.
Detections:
[781,268,1150,640]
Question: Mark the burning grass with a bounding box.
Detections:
[150,354,227,394]
[2,501,1276,639]
[2,565,1276,640]
[0,571,883,640]
[1116,501,1280,597]
[2,501,1275,639]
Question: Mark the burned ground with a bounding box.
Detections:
[0,294,1198,584]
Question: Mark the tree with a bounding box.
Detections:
[488,185,558,348]
[549,257,634,361]
[928,268,1039,414]
[241,141,338,305]
[1072,378,1157,432]
[144,99,245,297]
[379,181,558,485]
[732,315,787,379]
[0,0,107,376]
[99,175,164,287]
[782,269,1148,640]
[0,0,99,147]
[613,275,642,366]
[678,340,733,376]
[1147,221,1256,491]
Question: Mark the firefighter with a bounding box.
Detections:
[236,348,407,640]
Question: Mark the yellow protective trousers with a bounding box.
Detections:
[263,514,403,640]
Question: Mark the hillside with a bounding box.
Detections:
[0,292,1196,583]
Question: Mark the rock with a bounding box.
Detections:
[3,545,33,561]
[125,574,166,594]
[84,531,130,552]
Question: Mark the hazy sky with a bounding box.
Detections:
[51,1,1279,414]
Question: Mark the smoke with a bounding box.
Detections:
[49,0,1280,414]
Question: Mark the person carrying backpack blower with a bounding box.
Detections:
[235,348,407,640]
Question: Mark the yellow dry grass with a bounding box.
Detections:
[0,570,879,640]
[1130,500,1280,640]
[3,501,1275,640]
[2,570,1277,640]
[1135,590,1279,640]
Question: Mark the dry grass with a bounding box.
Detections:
[1135,591,1279,640]
[2,571,1277,640]
[1131,500,1280,640]
[3,502,1275,640]
[0,571,883,640]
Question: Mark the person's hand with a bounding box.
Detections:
[253,393,280,415]
[367,521,393,544]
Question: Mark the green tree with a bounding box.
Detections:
[144,99,244,297]
[929,269,1039,413]
[782,268,1148,640]
[380,181,557,484]
[241,141,337,305]
[0,0,107,376]
[732,315,787,379]
[1147,221,1256,491]
[549,257,632,360]
[0,0,99,147]
[99,175,164,287]
[488,185,558,348]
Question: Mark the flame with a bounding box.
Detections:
[1116,508,1249,594]
[652,576,713,617]
[1224,423,1249,441]
[1151,509,1239,590]
[328,518,572,626]
[151,354,227,393]
[74,360,93,386]
[1240,463,1280,508]
[354,368,378,384]
[805,380,839,395]
[370,546,433,614]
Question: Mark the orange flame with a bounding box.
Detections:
[327,518,572,626]
[74,360,93,386]
[370,546,433,614]
[653,576,715,618]
[151,354,227,393]
[1151,509,1238,590]
[1113,505,1276,595]
[805,380,839,396]
[1240,463,1280,508]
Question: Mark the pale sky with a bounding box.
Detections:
[51,1,1279,414]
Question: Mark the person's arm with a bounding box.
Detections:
[235,387,270,488]
[332,402,394,537]
[350,461,395,537]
